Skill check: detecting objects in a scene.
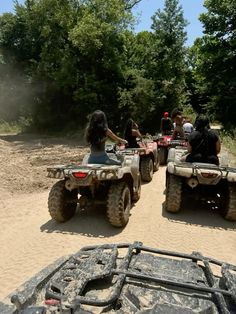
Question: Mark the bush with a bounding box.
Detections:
[0,117,32,134]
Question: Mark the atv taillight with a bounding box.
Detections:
[73,171,88,179]
[45,299,60,306]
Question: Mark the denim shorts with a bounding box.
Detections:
[87,152,121,165]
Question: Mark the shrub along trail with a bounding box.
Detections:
[0,134,235,300]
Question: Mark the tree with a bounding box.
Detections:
[193,0,236,125]
[0,0,142,130]
[117,31,156,131]
[150,0,188,118]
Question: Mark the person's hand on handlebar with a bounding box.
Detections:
[119,139,128,145]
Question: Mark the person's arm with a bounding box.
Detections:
[187,142,192,153]
[132,128,142,138]
[106,128,127,144]
[172,129,176,140]
[216,139,221,154]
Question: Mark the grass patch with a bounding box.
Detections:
[220,129,236,156]
[0,120,21,134]
[0,118,32,134]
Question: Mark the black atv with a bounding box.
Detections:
[1,242,235,313]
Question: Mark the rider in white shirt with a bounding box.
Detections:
[183,118,194,134]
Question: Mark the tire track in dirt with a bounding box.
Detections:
[0,134,236,300]
[0,167,236,300]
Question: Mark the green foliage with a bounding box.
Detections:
[182,104,197,123]
[3,0,235,134]
[150,0,188,113]
[0,0,136,131]
[192,0,236,125]
[0,117,32,133]
[0,0,192,134]
[118,68,155,121]
[220,129,236,156]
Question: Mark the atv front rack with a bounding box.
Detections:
[1,242,236,313]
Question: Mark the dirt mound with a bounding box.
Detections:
[0,134,89,194]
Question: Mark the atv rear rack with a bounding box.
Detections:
[3,242,235,314]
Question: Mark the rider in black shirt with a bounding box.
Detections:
[124,118,142,148]
[186,115,221,165]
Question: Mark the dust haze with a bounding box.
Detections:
[0,62,34,122]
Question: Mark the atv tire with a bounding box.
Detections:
[153,152,160,172]
[48,180,77,222]
[165,174,182,213]
[140,156,153,182]
[107,182,131,227]
[221,183,236,221]
[159,147,168,165]
[132,173,141,202]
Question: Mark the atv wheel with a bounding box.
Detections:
[140,156,153,182]
[132,173,141,202]
[165,174,182,213]
[107,182,131,227]
[159,147,168,165]
[153,152,160,172]
[48,180,77,222]
[221,183,236,221]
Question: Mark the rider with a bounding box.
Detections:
[124,118,142,148]
[186,114,221,165]
[160,112,172,135]
[171,108,185,140]
[85,110,127,165]
[183,117,194,134]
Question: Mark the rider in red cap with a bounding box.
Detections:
[160,111,172,135]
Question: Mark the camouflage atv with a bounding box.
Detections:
[154,133,187,165]
[46,148,141,228]
[121,137,159,182]
[165,147,236,221]
[1,241,236,313]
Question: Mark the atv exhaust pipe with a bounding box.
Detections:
[187,177,198,188]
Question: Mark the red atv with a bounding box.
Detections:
[154,132,187,165]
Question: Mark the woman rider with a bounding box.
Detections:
[124,118,142,148]
[186,114,221,165]
[85,110,127,165]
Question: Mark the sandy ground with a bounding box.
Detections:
[0,133,236,300]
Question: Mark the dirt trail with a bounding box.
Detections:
[0,134,236,300]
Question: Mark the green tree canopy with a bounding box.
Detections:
[193,0,236,125]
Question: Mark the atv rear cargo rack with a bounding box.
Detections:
[1,242,235,313]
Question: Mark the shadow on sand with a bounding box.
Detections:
[40,204,136,237]
[162,198,236,231]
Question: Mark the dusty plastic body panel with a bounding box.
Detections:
[165,148,236,221]
[120,138,160,181]
[153,134,187,165]
[46,147,142,227]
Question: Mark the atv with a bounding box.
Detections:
[154,132,188,165]
[46,147,141,228]
[165,147,236,221]
[1,241,236,313]
[120,137,159,182]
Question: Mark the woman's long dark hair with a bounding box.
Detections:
[85,110,108,145]
[194,115,209,133]
[194,114,210,153]
[124,118,134,140]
